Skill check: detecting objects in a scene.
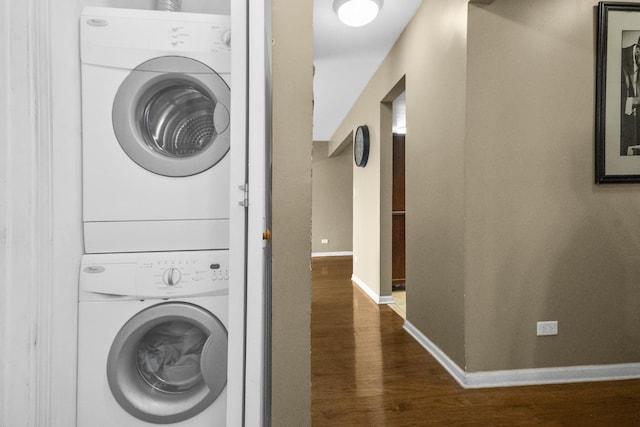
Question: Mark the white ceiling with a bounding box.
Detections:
[312,0,422,141]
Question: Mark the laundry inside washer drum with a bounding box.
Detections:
[141,85,223,158]
[136,320,207,393]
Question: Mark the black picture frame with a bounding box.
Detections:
[596,2,640,183]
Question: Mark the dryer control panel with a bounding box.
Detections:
[166,21,231,52]
[80,7,231,72]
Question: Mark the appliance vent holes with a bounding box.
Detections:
[157,0,182,12]
[175,113,215,155]
[141,85,217,158]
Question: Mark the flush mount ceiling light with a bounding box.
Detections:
[333,0,383,27]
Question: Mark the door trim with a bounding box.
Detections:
[1,0,55,425]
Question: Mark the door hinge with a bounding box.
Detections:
[238,183,249,207]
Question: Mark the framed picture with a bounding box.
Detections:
[596,2,640,183]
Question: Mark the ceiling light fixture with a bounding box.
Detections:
[333,0,383,28]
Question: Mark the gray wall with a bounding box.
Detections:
[312,141,353,255]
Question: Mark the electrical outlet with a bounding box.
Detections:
[537,321,558,336]
[321,239,329,244]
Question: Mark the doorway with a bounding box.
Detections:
[391,91,406,318]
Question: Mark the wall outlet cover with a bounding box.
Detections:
[537,321,558,336]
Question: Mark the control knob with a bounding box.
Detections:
[162,267,182,286]
[221,29,231,48]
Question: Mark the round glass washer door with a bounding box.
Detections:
[112,56,230,177]
[107,302,228,424]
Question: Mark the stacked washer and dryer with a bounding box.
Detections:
[77,6,232,426]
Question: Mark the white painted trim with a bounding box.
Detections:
[351,275,394,305]
[244,0,270,424]
[403,321,467,387]
[227,0,249,425]
[379,295,395,304]
[2,1,55,425]
[463,363,640,389]
[404,320,640,389]
[1,3,8,423]
[32,0,55,424]
[311,251,353,257]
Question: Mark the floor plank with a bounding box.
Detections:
[311,256,640,426]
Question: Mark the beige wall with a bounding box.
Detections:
[330,0,469,367]
[465,0,640,371]
[312,141,353,254]
[330,0,640,373]
[271,0,313,424]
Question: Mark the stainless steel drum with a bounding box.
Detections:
[113,56,230,177]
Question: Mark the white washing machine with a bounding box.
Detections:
[80,7,232,253]
[77,250,229,426]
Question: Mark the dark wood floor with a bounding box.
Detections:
[311,256,640,426]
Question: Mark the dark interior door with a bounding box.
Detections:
[392,133,405,289]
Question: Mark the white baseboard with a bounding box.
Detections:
[404,320,640,389]
[311,251,353,258]
[403,321,467,387]
[351,275,395,305]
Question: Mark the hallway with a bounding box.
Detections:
[311,256,640,426]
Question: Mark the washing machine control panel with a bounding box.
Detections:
[136,250,229,298]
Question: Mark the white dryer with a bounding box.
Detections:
[80,7,232,253]
[77,250,229,426]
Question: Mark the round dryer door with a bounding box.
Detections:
[112,56,230,177]
[107,302,228,424]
